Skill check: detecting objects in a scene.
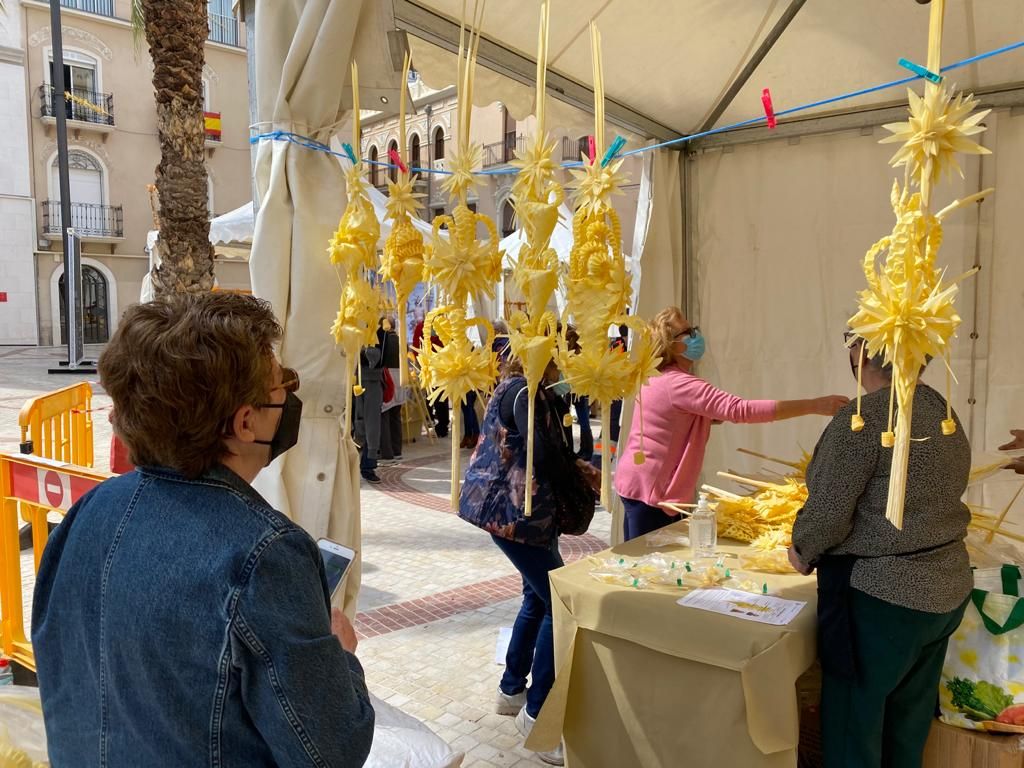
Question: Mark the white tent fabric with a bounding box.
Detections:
[208,201,255,245]
[407,0,1023,135]
[247,0,402,617]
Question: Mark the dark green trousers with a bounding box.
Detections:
[821,588,968,768]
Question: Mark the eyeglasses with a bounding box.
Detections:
[275,367,300,394]
[674,326,700,340]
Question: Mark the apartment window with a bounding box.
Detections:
[387,139,399,183]
[52,150,104,207]
[410,134,421,170]
[433,126,445,160]
[60,0,115,16]
[368,145,380,186]
[501,200,515,238]
[208,0,240,46]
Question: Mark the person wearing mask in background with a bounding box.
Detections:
[354,339,385,484]
[378,316,405,465]
[615,306,848,541]
[32,293,374,766]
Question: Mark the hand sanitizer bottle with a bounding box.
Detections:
[690,493,717,559]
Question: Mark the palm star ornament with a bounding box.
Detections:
[848,0,993,529]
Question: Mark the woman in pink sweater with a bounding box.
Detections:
[615,307,848,541]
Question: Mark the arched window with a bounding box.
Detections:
[501,200,515,238]
[410,134,421,170]
[433,126,445,160]
[369,145,379,186]
[577,135,589,160]
[387,139,399,183]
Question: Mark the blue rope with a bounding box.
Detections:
[250,38,1024,171]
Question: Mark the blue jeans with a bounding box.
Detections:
[621,496,680,541]
[573,395,593,460]
[462,390,480,437]
[491,534,564,718]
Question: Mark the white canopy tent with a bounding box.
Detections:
[244,0,1024,596]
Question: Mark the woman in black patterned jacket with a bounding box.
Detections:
[790,333,971,768]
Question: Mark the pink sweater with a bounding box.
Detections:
[614,366,776,507]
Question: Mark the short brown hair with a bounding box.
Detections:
[651,306,685,370]
[99,293,282,478]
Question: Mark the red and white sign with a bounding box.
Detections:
[7,460,102,511]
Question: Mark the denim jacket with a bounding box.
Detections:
[32,464,374,767]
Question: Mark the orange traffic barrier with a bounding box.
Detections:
[18,382,95,468]
[0,452,110,670]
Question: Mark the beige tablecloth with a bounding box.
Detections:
[529,521,818,768]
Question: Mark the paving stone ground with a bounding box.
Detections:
[1,345,612,767]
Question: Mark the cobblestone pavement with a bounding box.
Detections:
[2,346,612,767]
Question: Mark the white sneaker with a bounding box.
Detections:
[495,687,527,716]
[514,707,564,766]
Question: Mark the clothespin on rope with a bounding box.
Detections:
[388,148,409,174]
[761,88,777,129]
[341,142,358,165]
[587,135,596,165]
[601,135,626,167]
[898,57,943,84]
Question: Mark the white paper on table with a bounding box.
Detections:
[495,627,512,665]
[677,588,807,626]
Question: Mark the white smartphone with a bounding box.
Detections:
[317,538,357,597]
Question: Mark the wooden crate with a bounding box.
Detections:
[924,720,1024,768]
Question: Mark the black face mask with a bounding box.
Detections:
[255,391,303,464]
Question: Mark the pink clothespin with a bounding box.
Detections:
[761,88,777,129]
[588,135,596,165]
[388,148,408,173]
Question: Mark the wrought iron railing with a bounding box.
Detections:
[60,0,114,16]
[561,136,589,162]
[483,134,527,168]
[208,11,240,46]
[42,201,124,239]
[39,85,115,127]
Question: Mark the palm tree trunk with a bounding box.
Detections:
[141,0,214,295]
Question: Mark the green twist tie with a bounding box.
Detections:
[676,578,683,587]
[762,583,768,595]
[685,563,692,572]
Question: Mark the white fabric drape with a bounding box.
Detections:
[248,0,401,616]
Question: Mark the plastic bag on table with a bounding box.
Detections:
[0,685,49,766]
[740,548,797,574]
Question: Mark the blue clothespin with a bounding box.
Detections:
[341,142,358,165]
[898,58,943,84]
[600,135,626,167]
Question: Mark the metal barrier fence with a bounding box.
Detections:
[0,453,110,670]
[19,382,95,468]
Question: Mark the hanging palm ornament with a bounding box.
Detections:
[848,0,993,529]
[380,50,427,387]
[328,62,384,435]
[562,22,660,509]
[420,0,502,508]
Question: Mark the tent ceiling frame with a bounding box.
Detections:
[697,0,807,134]
[689,82,1024,152]
[392,0,684,142]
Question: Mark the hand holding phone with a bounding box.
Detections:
[317,538,357,598]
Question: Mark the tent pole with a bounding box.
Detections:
[697,0,807,133]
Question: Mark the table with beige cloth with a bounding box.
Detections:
[528,521,818,768]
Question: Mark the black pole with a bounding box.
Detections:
[47,0,95,374]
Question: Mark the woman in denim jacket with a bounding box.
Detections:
[32,293,374,767]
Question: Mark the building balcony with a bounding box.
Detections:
[562,136,588,163]
[41,201,124,242]
[39,85,115,136]
[208,12,241,47]
[60,0,114,16]
[483,134,527,168]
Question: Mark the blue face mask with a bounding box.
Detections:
[551,377,571,398]
[682,332,706,361]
